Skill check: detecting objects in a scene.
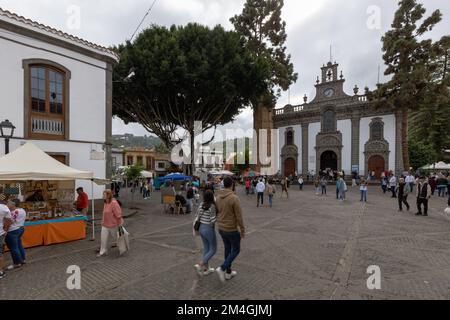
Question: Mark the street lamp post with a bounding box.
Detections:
[0,119,16,155]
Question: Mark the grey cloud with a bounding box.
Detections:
[2,0,449,137]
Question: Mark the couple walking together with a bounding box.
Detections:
[193,177,245,282]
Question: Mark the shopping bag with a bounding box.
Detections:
[117,226,130,255]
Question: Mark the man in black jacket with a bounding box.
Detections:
[415,177,432,216]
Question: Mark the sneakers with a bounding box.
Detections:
[225,270,237,280]
[6,264,22,270]
[216,267,226,283]
[0,271,5,279]
[194,264,204,277]
[203,267,215,276]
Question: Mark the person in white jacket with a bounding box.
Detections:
[256,180,266,207]
[389,175,397,198]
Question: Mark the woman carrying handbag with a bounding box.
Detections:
[193,190,217,277]
[97,189,124,257]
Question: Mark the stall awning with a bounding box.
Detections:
[0,142,94,181]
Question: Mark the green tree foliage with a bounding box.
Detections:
[230,0,298,105]
[366,0,448,170]
[125,165,144,182]
[154,143,169,154]
[112,23,269,175]
[409,139,437,170]
[409,38,450,156]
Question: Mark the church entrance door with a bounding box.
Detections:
[320,151,338,171]
[284,158,296,177]
[368,155,385,179]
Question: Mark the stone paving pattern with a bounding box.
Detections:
[1,185,450,300]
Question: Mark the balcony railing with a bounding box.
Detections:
[31,118,64,136]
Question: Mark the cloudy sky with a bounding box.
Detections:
[1,0,449,139]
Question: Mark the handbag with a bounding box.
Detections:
[117,226,130,255]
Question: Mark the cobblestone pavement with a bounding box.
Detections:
[1,185,450,300]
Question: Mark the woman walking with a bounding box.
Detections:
[194,190,217,277]
[266,180,275,208]
[280,177,289,199]
[360,178,368,202]
[5,199,26,269]
[320,176,327,195]
[97,189,124,257]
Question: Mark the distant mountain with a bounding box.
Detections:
[112,134,163,149]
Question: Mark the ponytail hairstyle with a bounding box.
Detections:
[202,190,216,211]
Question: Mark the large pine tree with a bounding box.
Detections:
[369,0,446,170]
[231,0,297,171]
[409,37,450,164]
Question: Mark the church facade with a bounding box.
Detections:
[273,61,405,178]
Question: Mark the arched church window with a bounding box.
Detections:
[323,110,336,132]
[286,130,294,145]
[371,122,383,140]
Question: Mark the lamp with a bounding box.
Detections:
[0,119,15,154]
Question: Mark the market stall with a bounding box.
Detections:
[0,142,101,248]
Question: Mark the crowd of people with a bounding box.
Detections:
[377,171,450,216]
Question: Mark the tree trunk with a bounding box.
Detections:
[402,107,410,170]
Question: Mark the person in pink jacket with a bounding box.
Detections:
[97,189,124,257]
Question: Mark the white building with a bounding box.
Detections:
[0,8,119,198]
[273,61,404,178]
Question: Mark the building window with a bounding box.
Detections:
[23,59,71,140]
[127,156,133,166]
[371,122,383,140]
[112,157,117,168]
[286,130,294,145]
[146,157,155,170]
[158,162,165,169]
[323,110,336,132]
[137,156,143,166]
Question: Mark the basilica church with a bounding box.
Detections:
[272,61,405,179]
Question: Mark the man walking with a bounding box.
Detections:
[215,177,245,282]
[416,177,432,216]
[405,173,415,193]
[397,177,410,212]
[256,179,265,207]
[389,174,397,198]
[298,176,304,191]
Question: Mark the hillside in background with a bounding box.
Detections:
[112,134,163,149]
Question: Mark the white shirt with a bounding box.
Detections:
[298,178,304,184]
[389,176,397,187]
[405,175,415,184]
[0,204,12,236]
[256,182,266,193]
[9,208,26,232]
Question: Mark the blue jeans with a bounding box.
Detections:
[5,228,26,265]
[257,192,264,205]
[360,190,367,202]
[199,223,217,266]
[268,194,273,207]
[438,186,446,197]
[219,230,241,274]
[321,185,327,195]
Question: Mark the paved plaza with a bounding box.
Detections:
[1,185,450,300]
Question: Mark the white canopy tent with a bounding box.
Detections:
[210,170,235,176]
[420,162,450,170]
[0,142,106,240]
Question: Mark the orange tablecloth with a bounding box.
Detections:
[20,217,87,249]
